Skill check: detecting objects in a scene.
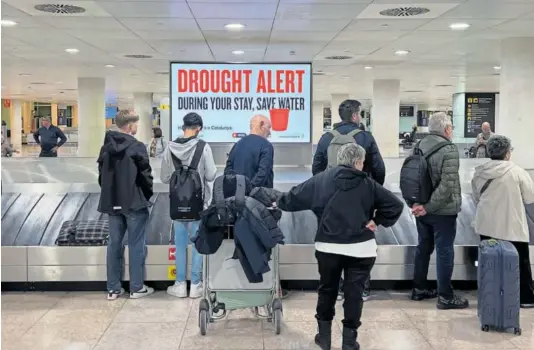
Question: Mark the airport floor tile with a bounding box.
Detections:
[2,290,531,349]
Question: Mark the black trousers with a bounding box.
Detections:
[315,250,375,330]
[39,149,57,157]
[480,235,534,304]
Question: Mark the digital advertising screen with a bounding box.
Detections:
[170,62,312,143]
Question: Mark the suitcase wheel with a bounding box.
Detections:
[272,298,283,335]
[514,327,522,336]
[199,309,208,336]
[481,325,490,332]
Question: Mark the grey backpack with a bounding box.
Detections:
[326,129,361,168]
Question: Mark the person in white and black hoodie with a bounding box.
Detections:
[98,109,154,300]
[276,143,403,350]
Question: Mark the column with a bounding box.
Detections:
[10,100,22,153]
[77,77,106,157]
[312,101,324,144]
[498,38,534,169]
[372,79,400,157]
[451,93,465,142]
[134,93,154,145]
[51,103,58,125]
[159,96,170,141]
[330,94,349,125]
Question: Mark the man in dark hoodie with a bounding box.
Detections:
[314,100,386,301]
[277,143,403,350]
[98,109,154,300]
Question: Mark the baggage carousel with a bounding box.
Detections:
[2,158,533,285]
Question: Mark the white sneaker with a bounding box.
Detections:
[107,288,125,301]
[167,282,188,298]
[189,282,203,299]
[130,285,154,299]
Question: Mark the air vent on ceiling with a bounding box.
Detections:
[404,90,423,93]
[435,84,452,87]
[156,72,169,75]
[34,4,86,14]
[313,72,325,76]
[124,54,153,59]
[30,82,46,85]
[380,7,430,17]
[61,88,77,91]
[324,55,352,60]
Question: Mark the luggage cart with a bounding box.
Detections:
[198,227,283,336]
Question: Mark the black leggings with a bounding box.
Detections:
[480,235,534,304]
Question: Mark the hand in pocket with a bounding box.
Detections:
[366,220,377,232]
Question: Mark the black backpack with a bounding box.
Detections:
[169,140,205,221]
[400,137,450,206]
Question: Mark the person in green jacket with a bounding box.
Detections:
[409,112,469,310]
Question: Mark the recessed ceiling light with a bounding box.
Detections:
[1,20,17,27]
[105,64,115,68]
[224,23,245,31]
[494,66,501,70]
[19,73,31,76]
[65,48,79,54]
[364,66,374,70]
[232,50,245,55]
[449,23,470,30]
[394,50,410,56]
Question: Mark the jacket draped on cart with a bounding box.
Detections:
[194,186,285,283]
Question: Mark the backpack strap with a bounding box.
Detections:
[330,129,341,138]
[480,179,494,195]
[347,129,361,138]
[189,140,206,170]
[234,175,247,210]
[213,176,226,220]
[170,153,182,170]
[423,141,450,160]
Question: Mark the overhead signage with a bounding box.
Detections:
[464,93,496,138]
[170,62,312,143]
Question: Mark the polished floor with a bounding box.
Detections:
[2,290,533,350]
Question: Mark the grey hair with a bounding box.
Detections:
[41,116,51,122]
[428,112,452,134]
[487,135,511,160]
[337,143,366,167]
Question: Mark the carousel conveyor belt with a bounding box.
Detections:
[2,190,534,283]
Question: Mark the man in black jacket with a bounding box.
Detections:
[314,100,386,302]
[277,143,403,350]
[97,109,154,300]
[33,116,67,157]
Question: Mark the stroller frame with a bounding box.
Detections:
[198,227,283,336]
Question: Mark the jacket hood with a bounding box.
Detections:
[474,160,514,180]
[102,131,138,155]
[168,136,200,160]
[333,166,368,191]
[333,121,358,129]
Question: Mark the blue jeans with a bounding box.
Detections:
[174,221,202,285]
[107,208,149,293]
[413,214,457,298]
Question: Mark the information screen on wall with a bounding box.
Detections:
[464,93,496,138]
[170,62,312,143]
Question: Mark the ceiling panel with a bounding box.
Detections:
[196,18,273,31]
[98,1,193,18]
[417,18,508,31]
[270,31,338,42]
[147,40,213,57]
[188,3,278,19]
[39,17,124,30]
[67,28,139,41]
[3,0,111,17]
[276,3,368,20]
[120,18,199,31]
[442,0,534,19]
[335,30,407,42]
[132,29,205,41]
[202,30,271,42]
[272,19,352,32]
[345,19,431,31]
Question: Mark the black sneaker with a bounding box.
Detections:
[411,288,438,301]
[436,295,469,310]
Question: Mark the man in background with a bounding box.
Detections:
[225,114,274,188]
[475,122,494,158]
[98,109,154,300]
[33,116,67,157]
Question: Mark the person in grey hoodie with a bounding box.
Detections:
[409,112,469,310]
[472,135,534,308]
[160,112,217,299]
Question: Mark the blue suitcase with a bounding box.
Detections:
[477,239,521,335]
